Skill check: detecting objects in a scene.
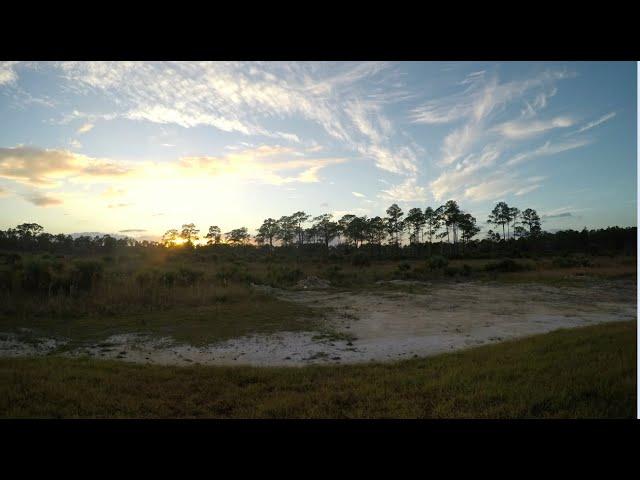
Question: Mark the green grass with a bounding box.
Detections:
[0,290,320,347]
[0,321,635,418]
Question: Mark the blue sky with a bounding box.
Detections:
[0,61,636,240]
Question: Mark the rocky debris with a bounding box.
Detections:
[296,276,331,290]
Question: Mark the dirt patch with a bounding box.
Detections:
[2,279,636,366]
[296,276,331,290]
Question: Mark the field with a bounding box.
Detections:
[1,321,635,418]
[0,250,636,418]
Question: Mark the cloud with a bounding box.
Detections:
[493,116,573,139]
[543,212,572,219]
[412,70,573,167]
[463,175,545,202]
[505,138,591,166]
[541,206,585,218]
[24,192,63,207]
[0,62,19,86]
[53,62,419,175]
[411,70,570,126]
[352,191,366,198]
[569,112,616,135]
[77,123,94,134]
[119,229,147,233]
[521,87,557,117]
[430,144,501,201]
[514,184,542,196]
[0,146,132,186]
[380,178,427,202]
[0,143,342,191]
[0,186,9,197]
[176,145,347,185]
[108,203,131,208]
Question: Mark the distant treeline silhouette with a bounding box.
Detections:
[0,201,636,259]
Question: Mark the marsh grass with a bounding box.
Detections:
[0,321,634,418]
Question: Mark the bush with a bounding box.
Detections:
[324,265,346,283]
[444,266,461,277]
[484,259,531,273]
[428,255,449,270]
[21,260,52,293]
[462,264,472,276]
[265,265,304,286]
[0,268,15,292]
[552,255,593,268]
[177,267,204,286]
[71,260,103,290]
[397,262,411,272]
[352,253,371,267]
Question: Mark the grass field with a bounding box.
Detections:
[1,321,635,418]
[0,253,634,346]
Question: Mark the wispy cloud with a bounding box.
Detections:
[53,61,420,175]
[463,175,545,202]
[379,178,427,202]
[77,122,94,134]
[569,111,616,135]
[493,116,573,139]
[352,191,366,198]
[505,138,591,166]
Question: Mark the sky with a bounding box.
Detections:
[0,61,636,241]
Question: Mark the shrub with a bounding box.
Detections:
[484,259,531,273]
[428,255,449,269]
[71,260,103,291]
[160,270,177,287]
[324,265,346,283]
[177,266,204,286]
[352,253,371,267]
[552,255,593,268]
[397,262,411,272]
[462,264,472,276]
[0,268,14,292]
[444,266,461,277]
[21,260,52,293]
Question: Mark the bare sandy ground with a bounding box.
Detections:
[1,279,636,366]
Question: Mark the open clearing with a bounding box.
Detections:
[1,277,635,366]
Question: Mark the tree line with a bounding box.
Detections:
[0,200,635,259]
[160,200,541,255]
